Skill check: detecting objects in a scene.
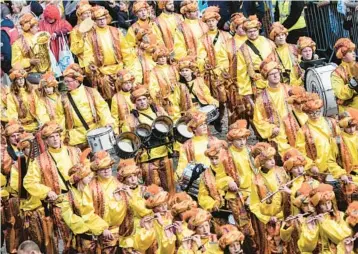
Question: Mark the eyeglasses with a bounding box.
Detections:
[63,79,76,84]
[268,71,280,77]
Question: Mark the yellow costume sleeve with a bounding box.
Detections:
[279,224,294,242]
[6,94,19,121]
[331,72,356,101]
[294,129,314,168]
[132,227,156,252]
[92,88,115,127]
[236,51,253,96]
[177,248,196,254]
[319,213,352,245]
[9,166,18,194]
[34,93,50,124]
[198,178,219,211]
[1,173,9,199]
[173,29,187,61]
[176,145,189,182]
[197,80,219,107]
[196,40,207,73]
[129,196,152,218]
[70,28,84,57]
[216,176,234,192]
[11,40,31,69]
[23,160,51,200]
[297,222,319,253]
[214,43,230,76]
[153,220,176,254]
[328,141,346,179]
[253,98,276,139]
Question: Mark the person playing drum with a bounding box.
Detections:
[297,36,317,81]
[55,64,114,149]
[331,38,358,112]
[38,72,59,121]
[126,86,175,194]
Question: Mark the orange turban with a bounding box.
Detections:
[260,58,281,80]
[310,184,335,207]
[152,46,170,62]
[346,201,358,227]
[187,208,212,230]
[334,38,356,59]
[218,225,245,250]
[187,111,207,132]
[269,22,288,41]
[169,192,197,216]
[117,69,135,84]
[297,37,316,54]
[227,119,251,141]
[287,87,308,105]
[178,56,198,71]
[293,182,313,208]
[130,86,149,103]
[19,13,38,32]
[204,140,227,158]
[157,0,168,10]
[68,148,92,185]
[180,0,198,14]
[202,6,221,22]
[91,5,111,22]
[117,158,141,182]
[133,1,149,14]
[145,184,169,208]
[282,148,307,171]
[338,108,358,128]
[252,142,276,168]
[63,64,84,82]
[17,132,34,150]
[230,13,246,32]
[39,72,58,89]
[90,151,114,171]
[243,15,261,31]
[9,68,27,81]
[301,94,323,113]
[4,120,24,137]
[76,2,92,18]
[41,121,62,139]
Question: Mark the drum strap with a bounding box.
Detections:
[245,40,263,60]
[67,93,89,131]
[48,152,70,192]
[188,81,206,107]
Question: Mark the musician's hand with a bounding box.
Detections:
[47,191,58,201]
[271,127,280,138]
[310,166,319,175]
[113,191,122,201]
[316,213,325,223]
[102,229,114,241]
[279,185,292,195]
[51,33,57,40]
[89,64,97,72]
[173,221,183,233]
[341,175,349,184]
[154,213,164,226]
[344,237,354,253]
[164,225,174,239]
[30,59,40,65]
[192,235,202,247]
[228,181,239,192]
[140,215,154,230]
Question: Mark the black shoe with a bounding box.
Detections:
[214,120,222,133]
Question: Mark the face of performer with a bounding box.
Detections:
[135,95,149,110]
[179,67,193,81]
[228,241,242,254]
[343,50,356,63]
[263,157,275,170]
[97,167,112,179]
[45,132,61,149]
[185,10,198,20]
[137,8,148,21]
[81,174,93,185]
[291,165,304,177]
[275,33,287,46]
[157,56,168,65]
[344,125,356,135]
[30,24,39,34]
[11,3,22,14]
[307,109,322,121]
[206,18,218,31]
[15,77,25,87]
[319,200,332,213]
[81,10,92,20]
[165,0,175,12]
[23,146,31,157]
[121,81,133,92]
[95,16,107,28]
[119,1,129,12]
[246,28,259,41]
[267,69,281,87]
[301,202,315,214]
[301,47,313,61]
[209,155,220,167]
[233,138,247,149]
[153,203,168,214]
[196,221,210,236]
[64,77,80,91]
[124,174,139,189]
[9,132,21,146]
[194,123,208,136]
[44,87,54,95]
[235,25,246,37]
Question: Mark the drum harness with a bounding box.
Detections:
[274,48,292,84]
[67,93,89,131]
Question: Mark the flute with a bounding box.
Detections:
[284,212,310,222]
[113,187,131,195]
[305,210,332,223]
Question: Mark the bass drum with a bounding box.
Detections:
[305,63,338,117]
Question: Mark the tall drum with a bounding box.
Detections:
[305,63,338,117]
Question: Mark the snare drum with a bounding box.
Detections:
[117,132,141,159]
[174,117,193,144]
[87,127,116,153]
[135,123,152,143]
[152,116,173,139]
[305,63,338,117]
[199,105,219,123]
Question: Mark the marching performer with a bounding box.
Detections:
[55,64,114,148]
[218,225,245,254]
[38,72,59,121]
[331,38,358,112]
[126,87,175,194]
[84,6,129,102]
[1,84,9,124]
[86,151,127,253]
[4,121,24,162]
[7,68,50,132]
[297,36,317,63]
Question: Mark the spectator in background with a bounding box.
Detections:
[17,240,41,254]
[10,0,29,29]
[39,4,72,61]
[108,0,137,30]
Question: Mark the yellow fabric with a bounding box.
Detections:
[292,108,308,126]
[11,33,34,71]
[236,36,275,95]
[7,89,50,132]
[59,185,109,235]
[0,173,9,199]
[24,146,78,200]
[1,86,9,122]
[295,117,340,173]
[70,26,86,67]
[253,85,292,155]
[156,12,184,51]
[229,146,253,198]
[200,238,223,254]
[40,93,58,120]
[129,52,157,85]
[111,90,133,134]
[182,77,219,107]
[289,177,319,215]
[153,214,176,254]
[331,62,358,112]
[276,44,302,86]
[249,167,289,224]
[7,165,18,195]
[55,85,115,146]
[225,34,247,73]
[176,135,212,182]
[277,0,306,31]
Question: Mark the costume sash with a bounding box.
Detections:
[90,178,105,218]
[178,22,197,57]
[203,167,223,206]
[11,91,36,121]
[336,135,353,174]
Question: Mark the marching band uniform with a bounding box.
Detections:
[331,38,358,112]
[86,151,127,253]
[345,202,358,253]
[4,121,23,162]
[55,64,115,147]
[296,36,317,79]
[38,72,59,121]
[1,84,9,124]
[7,69,50,132]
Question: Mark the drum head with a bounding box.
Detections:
[177,123,193,139]
[199,105,215,113]
[117,132,141,159]
[87,127,111,137]
[153,116,173,134]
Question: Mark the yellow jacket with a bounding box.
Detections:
[7,88,50,132]
[1,173,9,199]
[1,85,9,122]
[225,34,247,75]
[153,212,176,254]
[275,43,302,86]
[156,12,184,52]
[40,93,58,121]
[199,237,223,254]
[111,91,132,134]
[11,33,35,71]
[289,177,319,216]
[55,85,115,146]
[129,52,157,85]
[70,25,86,67]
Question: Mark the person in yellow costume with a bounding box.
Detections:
[38,72,59,121]
[279,182,320,254]
[218,224,245,254]
[55,64,115,148]
[69,2,92,68]
[249,142,290,254]
[269,22,302,86]
[328,109,358,189]
[111,69,135,134]
[156,0,184,53]
[176,111,219,182]
[173,0,207,72]
[117,159,156,253]
[4,120,24,162]
[295,93,340,176]
[236,15,276,98]
[11,13,47,74]
[86,150,127,253]
[331,38,358,112]
[126,87,174,194]
[253,59,293,155]
[144,184,176,254]
[1,84,9,124]
[24,121,80,253]
[309,184,353,253]
[7,68,50,133]
[59,148,109,253]
[345,202,358,253]
[84,6,129,102]
[125,1,164,53]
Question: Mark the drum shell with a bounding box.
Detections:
[199,105,219,123]
[117,132,141,159]
[151,116,173,139]
[87,127,116,154]
[135,124,152,143]
[179,163,201,198]
[174,117,193,144]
